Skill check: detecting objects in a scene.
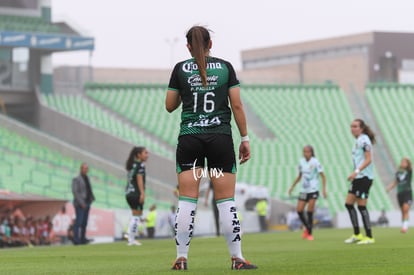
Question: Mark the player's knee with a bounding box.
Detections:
[345,203,354,210]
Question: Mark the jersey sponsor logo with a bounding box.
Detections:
[187,74,219,87]
[182,61,223,73]
[188,114,221,128]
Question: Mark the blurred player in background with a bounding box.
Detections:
[204,181,220,236]
[288,145,327,240]
[166,25,257,270]
[344,119,376,245]
[387,157,412,233]
[125,146,149,246]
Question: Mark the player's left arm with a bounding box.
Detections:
[320,171,327,198]
[347,146,371,181]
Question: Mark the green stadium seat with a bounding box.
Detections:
[0,126,166,210]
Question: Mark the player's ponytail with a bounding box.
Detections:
[186,26,211,87]
[355,119,376,144]
[126,146,146,171]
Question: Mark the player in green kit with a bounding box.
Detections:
[387,157,413,233]
[166,26,257,271]
[125,146,149,246]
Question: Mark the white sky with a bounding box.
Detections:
[51,0,414,70]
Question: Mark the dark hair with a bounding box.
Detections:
[126,146,146,171]
[354,119,376,144]
[186,26,211,87]
[304,145,315,157]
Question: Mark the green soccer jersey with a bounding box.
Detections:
[125,161,145,196]
[167,56,240,136]
[396,170,412,194]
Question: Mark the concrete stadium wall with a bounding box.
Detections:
[303,54,368,91]
[239,64,301,84]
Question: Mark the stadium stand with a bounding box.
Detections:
[85,83,181,147]
[84,83,393,213]
[0,126,165,209]
[366,83,414,164]
[0,15,61,33]
[41,93,174,159]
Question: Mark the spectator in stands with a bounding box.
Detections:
[72,162,95,245]
[166,25,257,270]
[145,204,157,238]
[68,219,75,244]
[288,145,327,240]
[27,218,37,245]
[125,146,149,246]
[344,119,376,245]
[387,157,412,233]
[255,198,269,232]
[204,181,220,236]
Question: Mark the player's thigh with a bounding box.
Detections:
[211,172,236,200]
[307,199,317,211]
[345,192,356,205]
[296,199,306,212]
[177,170,202,198]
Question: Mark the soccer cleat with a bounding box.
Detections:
[344,234,363,244]
[306,234,314,241]
[401,228,408,233]
[231,257,258,270]
[302,229,309,239]
[127,240,142,246]
[356,237,375,245]
[171,257,187,270]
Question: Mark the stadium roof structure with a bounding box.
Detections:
[0,15,94,51]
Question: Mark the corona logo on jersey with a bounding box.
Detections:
[182,61,223,73]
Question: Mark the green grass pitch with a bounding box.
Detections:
[1,228,413,274]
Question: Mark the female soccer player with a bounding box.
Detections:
[344,119,376,244]
[166,25,257,270]
[125,146,149,246]
[288,145,327,240]
[387,157,412,233]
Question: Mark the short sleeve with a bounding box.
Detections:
[137,163,145,175]
[168,63,181,91]
[361,136,372,152]
[225,61,240,88]
[315,159,323,173]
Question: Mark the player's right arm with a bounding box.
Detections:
[386,179,397,192]
[165,90,181,113]
[288,173,302,196]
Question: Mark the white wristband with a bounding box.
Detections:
[355,169,360,174]
[241,135,250,142]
